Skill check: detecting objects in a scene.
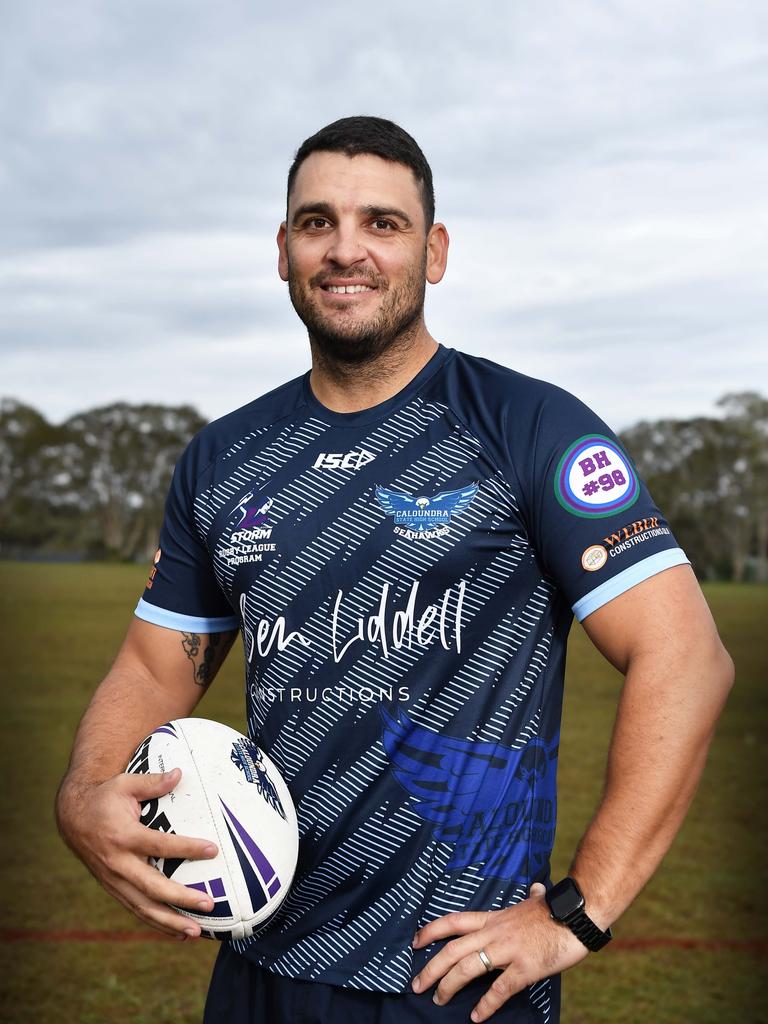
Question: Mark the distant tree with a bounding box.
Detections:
[717,392,768,583]
[621,392,767,581]
[0,398,79,551]
[63,403,206,560]
[0,399,205,561]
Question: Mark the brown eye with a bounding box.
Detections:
[373,219,394,231]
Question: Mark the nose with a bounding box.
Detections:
[324,223,368,268]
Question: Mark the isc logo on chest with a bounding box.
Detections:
[313,450,376,470]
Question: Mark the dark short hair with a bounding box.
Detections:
[287,116,435,229]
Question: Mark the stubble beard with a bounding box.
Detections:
[287,252,428,369]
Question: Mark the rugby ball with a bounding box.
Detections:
[126,718,298,940]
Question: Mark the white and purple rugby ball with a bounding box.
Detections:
[126,718,298,940]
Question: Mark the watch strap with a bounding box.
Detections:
[566,910,613,952]
[546,877,613,953]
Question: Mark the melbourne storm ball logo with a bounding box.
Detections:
[375,483,478,539]
[230,738,287,820]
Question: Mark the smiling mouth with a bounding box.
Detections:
[321,284,377,294]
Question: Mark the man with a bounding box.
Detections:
[56,116,733,1023]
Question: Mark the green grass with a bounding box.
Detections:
[0,566,765,1023]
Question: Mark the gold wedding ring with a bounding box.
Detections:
[478,949,494,973]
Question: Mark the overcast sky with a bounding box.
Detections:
[2,0,766,431]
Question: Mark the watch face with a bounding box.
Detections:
[548,878,585,920]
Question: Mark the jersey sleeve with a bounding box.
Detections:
[524,389,689,621]
[134,439,239,633]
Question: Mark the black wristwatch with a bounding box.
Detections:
[545,877,612,952]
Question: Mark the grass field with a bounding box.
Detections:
[0,563,765,1023]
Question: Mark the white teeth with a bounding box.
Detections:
[326,284,374,294]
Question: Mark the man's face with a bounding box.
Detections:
[278,151,445,363]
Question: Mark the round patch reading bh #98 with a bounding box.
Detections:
[554,435,639,519]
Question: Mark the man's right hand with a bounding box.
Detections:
[56,767,219,939]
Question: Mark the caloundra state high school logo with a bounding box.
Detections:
[375,483,478,539]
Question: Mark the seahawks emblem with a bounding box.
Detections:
[375,483,479,535]
[230,739,286,820]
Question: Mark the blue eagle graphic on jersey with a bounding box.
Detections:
[375,483,479,533]
[380,708,557,881]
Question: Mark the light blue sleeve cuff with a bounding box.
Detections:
[573,548,690,622]
[134,597,239,633]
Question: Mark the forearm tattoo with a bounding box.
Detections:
[180,630,237,688]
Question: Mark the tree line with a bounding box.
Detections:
[0,399,205,563]
[1,393,765,581]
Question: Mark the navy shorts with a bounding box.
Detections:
[203,944,559,1023]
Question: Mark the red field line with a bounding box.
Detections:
[613,938,767,954]
[0,929,766,952]
[0,929,177,942]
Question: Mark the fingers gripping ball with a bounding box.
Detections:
[126,719,298,940]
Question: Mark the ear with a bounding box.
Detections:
[277,222,289,282]
[426,222,449,285]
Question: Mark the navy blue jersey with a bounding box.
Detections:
[136,346,687,1014]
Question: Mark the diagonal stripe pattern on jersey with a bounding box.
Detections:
[136,345,689,1021]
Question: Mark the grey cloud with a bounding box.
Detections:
[1,0,766,425]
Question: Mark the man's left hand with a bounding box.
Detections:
[410,883,589,1022]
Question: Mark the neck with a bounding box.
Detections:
[308,322,440,414]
